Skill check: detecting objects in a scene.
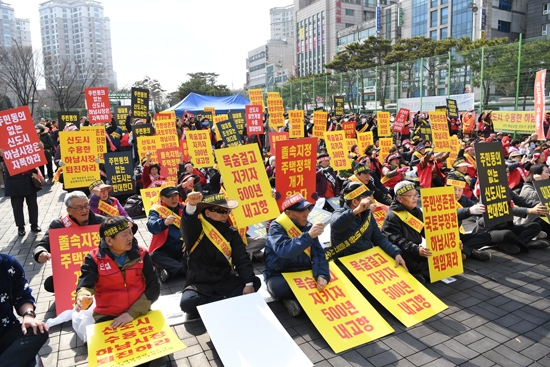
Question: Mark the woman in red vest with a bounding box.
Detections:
[75,216,160,327]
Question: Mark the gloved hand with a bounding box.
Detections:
[469,204,485,215]
[398,167,408,173]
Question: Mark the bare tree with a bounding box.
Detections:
[43,54,104,111]
[133,76,168,112]
[0,43,42,115]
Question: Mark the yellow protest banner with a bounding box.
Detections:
[283,263,394,353]
[214,144,280,228]
[59,131,100,189]
[248,89,265,112]
[420,186,463,282]
[378,137,393,163]
[81,125,107,162]
[87,310,186,367]
[288,110,304,139]
[137,135,160,162]
[324,131,349,170]
[186,130,215,168]
[141,187,162,217]
[429,111,451,152]
[339,248,448,327]
[267,97,285,129]
[357,131,374,155]
[377,111,391,137]
[312,111,328,139]
[491,111,536,134]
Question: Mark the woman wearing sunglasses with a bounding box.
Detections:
[179,192,261,318]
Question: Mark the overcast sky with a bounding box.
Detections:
[14,0,291,93]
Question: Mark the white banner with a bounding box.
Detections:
[398,93,474,112]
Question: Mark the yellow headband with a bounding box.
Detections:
[102,221,130,238]
[396,184,416,196]
[344,184,369,200]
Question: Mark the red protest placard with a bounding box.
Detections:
[341,121,356,138]
[0,106,47,175]
[275,137,318,208]
[246,105,264,135]
[85,87,112,124]
[393,108,410,133]
[269,131,289,155]
[179,139,190,162]
[49,225,101,315]
[157,148,180,184]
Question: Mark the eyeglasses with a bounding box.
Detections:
[69,204,90,211]
[208,208,231,215]
[401,193,419,199]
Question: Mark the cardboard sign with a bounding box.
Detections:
[268,131,288,155]
[131,87,150,118]
[288,110,304,139]
[248,89,265,112]
[312,111,328,139]
[132,123,154,139]
[339,248,448,328]
[377,112,391,137]
[342,121,356,139]
[198,293,313,367]
[141,187,162,217]
[186,130,214,168]
[275,137,317,208]
[0,106,47,175]
[534,179,550,223]
[283,264,394,353]
[491,111,536,134]
[49,225,101,315]
[59,131,100,188]
[446,99,458,119]
[104,151,135,195]
[420,186,463,282]
[229,111,246,136]
[393,108,410,133]
[86,310,186,367]
[85,87,111,124]
[137,136,159,162]
[379,138,393,163]
[246,105,264,135]
[154,118,177,137]
[216,119,242,147]
[475,142,512,227]
[357,131,374,155]
[214,144,279,227]
[156,148,180,184]
[81,125,107,162]
[334,96,345,117]
[58,112,80,132]
[429,111,451,152]
[323,131,348,170]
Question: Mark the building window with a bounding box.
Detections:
[440,27,448,39]
[544,3,549,14]
[431,10,438,27]
[441,7,448,24]
[498,20,511,33]
[431,30,438,40]
[543,24,548,35]
[499,0,512,11]
[345,9,355,16]
[386,9,391,38]
[431,0,437,7]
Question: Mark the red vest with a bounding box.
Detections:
[418,161,434,188]
[381,165,403,189]
[508,168,525,190]
[91,246,146,317]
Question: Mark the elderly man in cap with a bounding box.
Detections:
[316,153,340,200]
[446,158,475,200]
[179,192,260,317]
[340,163,392,206]
[88,180,137,233]
[264,193,329,316]
[75,216,160,328]
[147,186,186,282]
[382,181,432,283]
[330,182,407,268]
[34,191,105,292]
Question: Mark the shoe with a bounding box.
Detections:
[471,249,492,261]
[31,225,41,233]
[157,268,169,282]
[537,231,548,239]
[283,299,302,317]
[18,227,25,236]
[497,242,521,254]
[527,239,550,250]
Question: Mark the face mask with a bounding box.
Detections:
[202,122,210,127]
[531,144,536,149]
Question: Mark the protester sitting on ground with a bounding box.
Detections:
[75,216,160,327]
[88,180,137,234]
[381,153,408,195]
[34,191,105,292]
[146,186,186,282]
[179,192,260,317]
[142,152,166,188]
[340,163,392,206]
[446,158,476,200]
[263,193,329,316]
[515,164,550,240]
[382,181,432,284]
[506,151,527,192]
[0,254,49,367]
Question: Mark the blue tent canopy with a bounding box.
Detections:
[167,92,250,116]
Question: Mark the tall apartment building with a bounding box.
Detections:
[526,0,550,38]
[39,0,116,89]
[271,4,295,40]
[0,1,31,48]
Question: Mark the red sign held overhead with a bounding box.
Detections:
[246,105,264,136]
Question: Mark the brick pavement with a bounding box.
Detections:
[1,183,550,366]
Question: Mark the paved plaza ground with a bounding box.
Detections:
[1,182,550,366]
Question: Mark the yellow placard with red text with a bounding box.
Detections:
[81,125,107,162]
[154,118,177,137]
[447,135,461,167]
[140,187,162,217]
[429,111,451,152]
[323,131,349,170]
[313,111,328,139]
[137,136,160,162]
[288,110,304,139]
[420,186,463,282]
[357,131,374,155]
[339,248,448,328]
[492,111,536,134]
[267,91,280,98]
[59,131,100,189]
[377,111,391,137]
[378,137,393,163]
[204,106,216,120]
[87,310,186,367]
[248,89,264,112]
[186,130,214,168]
[214,144,279,227]
[283,263,394,353]
[267,97,285,128]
